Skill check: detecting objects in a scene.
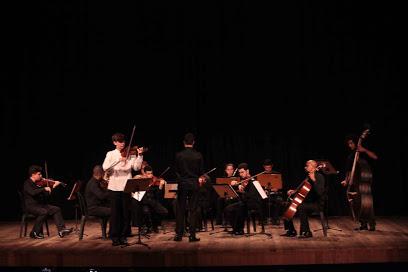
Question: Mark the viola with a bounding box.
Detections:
[35,178,67,188]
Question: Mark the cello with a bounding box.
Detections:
[282,163,324,220]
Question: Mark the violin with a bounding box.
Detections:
[150,176,164,187]
[120,146,148,158]
[35,178,67,189]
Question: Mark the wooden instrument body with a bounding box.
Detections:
[282,180,312,220]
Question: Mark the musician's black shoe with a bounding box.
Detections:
[112,239,121,246]
[298,231,313,238]
[354,224,368,231]
[58,227,73,238]
[234,230,245,236]
[30,232,44,239]
[173,235,182,242]
[369,226,376,231]
[280,230,297,237]
[152,226,159,233]
[189,235,200,242]
[119,238,128,246]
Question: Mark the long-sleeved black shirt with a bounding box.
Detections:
[85,177,109,209]
[175,147,204,184]
[303,172,325,204]
[23,178,48,206]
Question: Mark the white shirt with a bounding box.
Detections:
[102,149,143,191]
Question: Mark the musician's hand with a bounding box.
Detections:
[230,180,238,186]
[159,179,166,189]
[357,145,366,153]
[238,185,244,192]
[44,187,51,193]
[53,180,61,188]
[341,180,348,187]
[287,189,295,196]
[271,188,278,192]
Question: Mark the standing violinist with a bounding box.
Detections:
[341,134,378,231]
[23,165,73,239]
[102,132,143,246]
[281,160,325,238]
[131,165,168,233]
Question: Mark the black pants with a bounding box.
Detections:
[284,202,319,233]
[88,206,111,218]
[131,198,168,228]
[26,204,65,234]
[175,184,199,236]
[109,190,131,242]
[224,201,246,232]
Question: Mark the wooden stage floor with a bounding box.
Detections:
[1,216,407,268]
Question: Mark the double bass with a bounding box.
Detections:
[345,128,373,222]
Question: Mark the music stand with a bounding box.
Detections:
[164,183,178,199]
[216,177,240,185]
[123,178,151,248]
[314,160,342,233]
[67,181,81,234]
[257,174,283,225]
[210,184,239,235]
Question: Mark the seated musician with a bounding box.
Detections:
[197,174,213,230]
[131,165,168,233]
[224,163,263,235]
[85,165,110,219]
[23,165,73,239]
[262,158,283,225]
[281,160,325,238]
[215,163,236,225]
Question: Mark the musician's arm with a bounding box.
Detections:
[361,147,378,160]
[131,155,143,171]
[24,181,45,196]
[102,152,112,171]
[91,181,109,200]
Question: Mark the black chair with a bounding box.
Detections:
[18,191,49,238]
[246,208,271,237]
[76,192,108,240]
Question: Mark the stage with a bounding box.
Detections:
[1,216,407,268]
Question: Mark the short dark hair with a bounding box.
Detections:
[237,163,249,170]
[263,159,273,166]
[345,134,358,145]
[183,133,195,145]
[112,133,125,143]
[28,165,42,176]
[144,165,153,172]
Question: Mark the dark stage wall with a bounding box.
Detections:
[1,1,406,220]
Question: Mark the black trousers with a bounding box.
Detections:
[88,206,111,218]
[131,198,168,228]
[175,184,199,236]
[224,201,246,232]
[284,202,319,233]
[108,190,131,242]
[26,204,65,234]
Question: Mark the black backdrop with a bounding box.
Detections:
[2,1,406,220]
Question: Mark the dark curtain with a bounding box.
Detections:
[2,1,405,220]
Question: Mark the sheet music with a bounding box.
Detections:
[132,191,146,201]
[253,180,268,199]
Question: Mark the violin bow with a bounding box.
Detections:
[124,125,136,160]
[158,166,171,178]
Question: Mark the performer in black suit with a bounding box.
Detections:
[85,165,110,218]
[23,165,73,239]
[173,133,204,242]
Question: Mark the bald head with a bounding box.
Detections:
[93,165,104,180]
